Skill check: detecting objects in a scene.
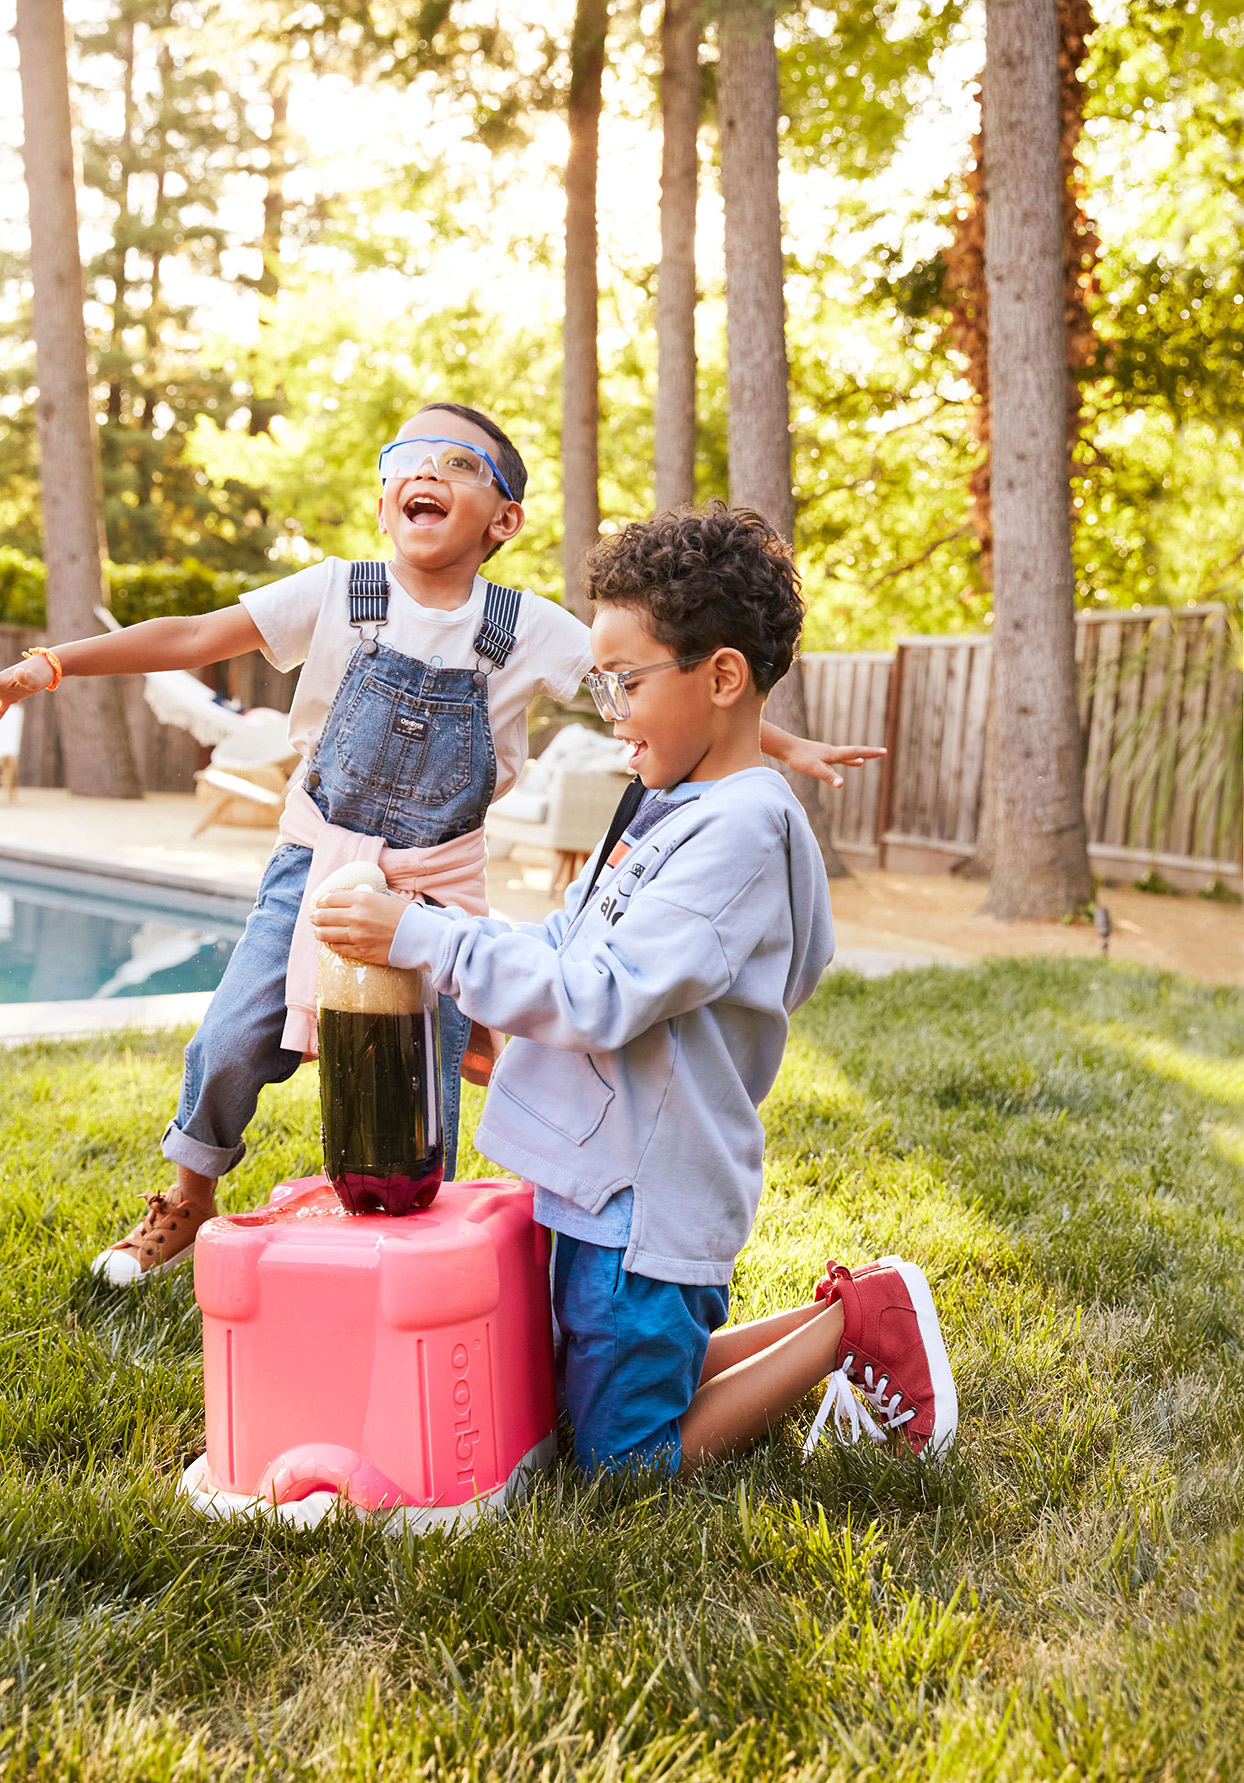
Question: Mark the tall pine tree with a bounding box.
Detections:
[654,0,701,513]
[982,0,1092,917]
[14,0,141,797]
[718,0,847,876]
[561,0,610,621]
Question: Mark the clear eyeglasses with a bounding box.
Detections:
[377,436,516,502]
[585,654,712,722]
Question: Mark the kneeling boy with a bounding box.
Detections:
[314,504,957,1474]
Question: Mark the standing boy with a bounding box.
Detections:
[314,504,957,1474]
[0,410,874,1286]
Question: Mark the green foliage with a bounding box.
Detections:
[72,2,280,569]
[786,284,981,649]
[812,0,1244,631]
[106,560,271,627]
[1097,259,1244,422]
[0,549,271,631]
[779,0,964,178]
[3,0,1243,646]
[0,548,47,629]
[1072,0,1244,611]
[0,396,41,562]
[187,292,572,598]
[275,0,560,149]
[0,1,287,571]
[0,961,1242,1775]
[189,264,676,607]
[1071,415,1244,611]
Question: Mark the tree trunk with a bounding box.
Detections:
[15,0,141,799]
[561,0,609,622]
[981,0,1091,917]
[717,0,846,876]
[258,79,288,301]
[943,0,1101,591]
[654,0,700,512]
[249,75,287,437]
[106,14,135,430]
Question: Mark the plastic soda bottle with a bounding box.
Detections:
[313,863,443,1215]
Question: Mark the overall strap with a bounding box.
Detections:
[348,561,388,653]
[474,581,523,670]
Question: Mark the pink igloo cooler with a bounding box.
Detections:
[179,1176,557,1531]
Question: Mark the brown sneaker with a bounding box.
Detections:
[90,1188,217,1286]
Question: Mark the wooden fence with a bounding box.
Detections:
[880,635,994,873]
[1077,606,1241,884]
[6,607,1239,892]
[803,603,1242,892]
[801,651,891,861]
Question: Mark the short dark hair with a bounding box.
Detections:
[415,401,528,505]
[584,503,803,693]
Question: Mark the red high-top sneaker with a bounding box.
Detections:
[812,1254,899,1305]
[811,1259,958,1458]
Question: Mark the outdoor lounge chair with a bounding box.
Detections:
[190,716,300,837]
[0,703,23,803]
[487,724,631,891]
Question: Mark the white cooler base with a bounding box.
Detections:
[178,1434,557,1534]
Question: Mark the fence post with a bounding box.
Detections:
[876,643,906,869]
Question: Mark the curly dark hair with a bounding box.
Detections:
[584,503,803,693]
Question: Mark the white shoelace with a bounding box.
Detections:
[801,1353,916,1461]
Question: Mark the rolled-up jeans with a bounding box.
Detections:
[162,842,468,1182]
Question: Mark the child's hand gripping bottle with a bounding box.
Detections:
[312,863,443,1215]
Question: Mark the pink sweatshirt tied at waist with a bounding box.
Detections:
[277,784,489,1057]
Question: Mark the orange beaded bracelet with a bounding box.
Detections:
[21,647,63,691]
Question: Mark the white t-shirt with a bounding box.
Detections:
[241,558,593,799]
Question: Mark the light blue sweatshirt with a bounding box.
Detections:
[389,766,834,1285]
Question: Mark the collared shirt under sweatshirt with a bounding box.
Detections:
[389,766,835,1286]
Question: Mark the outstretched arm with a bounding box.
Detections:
[758,721,885,788]
[0,604,264,717]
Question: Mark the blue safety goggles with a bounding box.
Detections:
[377,435,516,502]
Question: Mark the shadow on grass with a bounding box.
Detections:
[784,956,1244,1352]
[0,963,1242,1778]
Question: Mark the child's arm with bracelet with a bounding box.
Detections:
[0,605,265,716]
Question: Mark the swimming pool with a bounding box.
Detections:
[0,863,250,1005]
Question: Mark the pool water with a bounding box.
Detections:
[0,866,249,1005]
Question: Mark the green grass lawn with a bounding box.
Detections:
[1,958,1242,1780]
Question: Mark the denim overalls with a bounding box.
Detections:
[162,565,524,1185]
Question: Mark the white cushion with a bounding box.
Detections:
[0,703,24,756]
[211,713,296,769]
[489,789,549,825]
[523,724,629,793]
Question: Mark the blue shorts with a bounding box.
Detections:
[552,1234,729,1475]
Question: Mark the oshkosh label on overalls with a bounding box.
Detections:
[393,712,430,743]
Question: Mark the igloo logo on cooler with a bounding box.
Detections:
[450,1342,480,1483]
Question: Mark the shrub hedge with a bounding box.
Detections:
[0,548,285,630]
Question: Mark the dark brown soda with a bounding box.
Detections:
[318,1005,443,1215]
